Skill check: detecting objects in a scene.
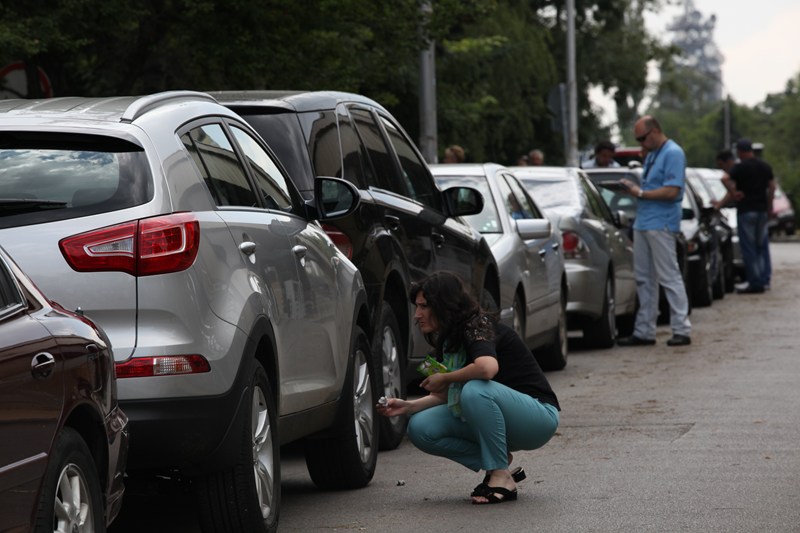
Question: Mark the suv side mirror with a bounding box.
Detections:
[681,207,696,220]
[307,176,361,221]
[442,186,484,217]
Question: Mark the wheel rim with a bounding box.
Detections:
[380,323,402,400]
[251,385,274,519]
[53,463,94,533]
[352,346,375,463]
[379,324,403,433]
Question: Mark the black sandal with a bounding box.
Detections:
[471,485,518,504]
[471,466,525,497]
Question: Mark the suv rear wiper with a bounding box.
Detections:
[0,198,68,215]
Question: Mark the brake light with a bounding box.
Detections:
[115,355,210,378]
[60,213,200,276]
[562,230,587,259]
[322,223,353,259]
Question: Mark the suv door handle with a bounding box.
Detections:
[384,215,400,231]
[431,232,445,248]
[239,241,257,256]
[31,352,56,380]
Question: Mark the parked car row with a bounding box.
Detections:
[0,90,506,532]
[0,87,750,532]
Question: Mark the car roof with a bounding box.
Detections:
[0,91,218,124]
[429,162,504,177]
[509,165,582,181]
[209,90,391,114]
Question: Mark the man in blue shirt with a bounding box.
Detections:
[618,116,691,347]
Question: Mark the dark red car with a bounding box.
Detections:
[0,246,128,532]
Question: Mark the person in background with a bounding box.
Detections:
[617,115,692,347]
[516,154,529,166]
[528,149,544,166]
[714,140,774,293]
[443,145,466,163]
[583,139,621,168]
[377,272,560,505]
[714,148,772,289]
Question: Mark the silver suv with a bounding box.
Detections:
[0,91,377,532]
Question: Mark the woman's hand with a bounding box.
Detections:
[376,393,446,417]
[420,372,450,393]
[376,397,412,417]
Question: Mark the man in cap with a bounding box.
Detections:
[716,139,774,293]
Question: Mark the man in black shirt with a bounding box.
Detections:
[718,139,775,293]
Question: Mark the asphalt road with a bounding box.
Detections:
[110,240,800,533]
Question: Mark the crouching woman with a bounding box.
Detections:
[377,271,560,504]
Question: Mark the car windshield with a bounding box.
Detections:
[701,176,727,199]
[517,177,579,215]
[0,132,152,228]
[435,175,501,234]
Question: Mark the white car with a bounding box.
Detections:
[431,163,568,370]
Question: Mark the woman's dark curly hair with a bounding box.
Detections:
[409,271,495,357]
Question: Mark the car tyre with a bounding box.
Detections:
[536,288,567,371]
[512,292,526,340]
[584,274,616,349]
[693,257,714,307]
[375,302,407,451]
[305,326,378,489]
[34,427,105,533]
[195,361,280,533]
[712,248,726,300]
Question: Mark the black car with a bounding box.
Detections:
[213,90,498,449]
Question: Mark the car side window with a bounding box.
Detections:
[378,115,440,210]
[0,257,24,316]
[298,110,341,181]
[337,106,370,189]
[230,125,293,211]
[579,174,611,222]
[180,124,258,208]
[349,108,394,191]
[502,174,539,219]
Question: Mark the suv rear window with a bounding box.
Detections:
[0,132,153,229]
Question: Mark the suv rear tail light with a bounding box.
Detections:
[116,355,210,378]
[562,230,587,259]
[322,223,353,259]
[60,213,200,276]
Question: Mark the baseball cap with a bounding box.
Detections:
[736,138,753,152]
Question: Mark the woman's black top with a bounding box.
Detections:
[465,321,561,411]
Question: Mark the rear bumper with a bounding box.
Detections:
[120,356,252,475]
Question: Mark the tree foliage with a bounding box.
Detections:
[0,0,733,168]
